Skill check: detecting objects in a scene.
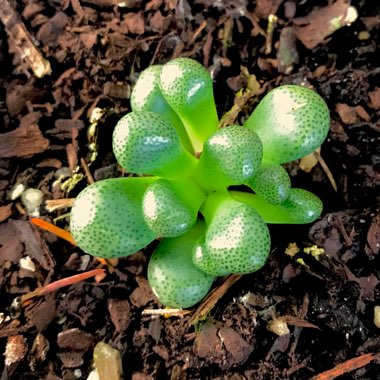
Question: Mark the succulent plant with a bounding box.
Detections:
[69,57,330,308]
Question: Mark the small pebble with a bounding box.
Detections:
[10,183,25,200]
[21,188,43,216]
[374,306,380,328]
[267,318,290,336]
[87,370,100,380]
[358,30,370,40]
[93,342,123,380]
[19,256,36,272]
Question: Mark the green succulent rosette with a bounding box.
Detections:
[69,58,330,308]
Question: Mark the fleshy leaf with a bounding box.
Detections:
[247,162,291,204]
[194,192,271,276]
[193,235,231,277]
[130,65,193,153]
[142,178,206,237]
[148,221,214,309]
[195,125,263,191]
[160,58,219,153]
[244,85,330,164]
[230,188,323,224]
[70,177,156,258]
[112,111,196,177]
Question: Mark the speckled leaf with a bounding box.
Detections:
[244,85,330,164]
[230,188,323,224]
[148,221,214,309]
[142,178,205,238]
[130,65,193,153]
[195,196,271,276]
[112,111,195,177]
[193,235,231,277]
[196,125,263,191]
[160,58,219,153]
[247,162,291,204]
[70,177,155,258]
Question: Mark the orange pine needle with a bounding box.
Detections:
[21,268,105,303]
[310,353,375,380]
[31,218,77,246]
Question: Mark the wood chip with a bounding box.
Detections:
[293,0,356,49]
[369,87,380,110]
[0,124,49,158]
[0,203,13,222]
[367,212,380,254]
[0,0,51,77]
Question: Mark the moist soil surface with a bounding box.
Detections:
[0,1,380,379]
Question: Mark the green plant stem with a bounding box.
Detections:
[162,150,199,179]
[229,189,322,224]
[189,164,221,194]
[180,114,219,154]
[199,189,232,224]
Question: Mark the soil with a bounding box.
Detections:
[0,0,380,379]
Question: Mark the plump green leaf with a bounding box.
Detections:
[130,65,193,153]
[247,162,291,204]
[230,188,323,224]
[70,177,156,258]
[244,85,330,164]
[142,178,205,238]
[195,125,263,191]
[148,221,214,309]
[112,111,196,177]
[194,193,271,276]
[160,58,219,153]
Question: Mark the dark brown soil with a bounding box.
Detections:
[1,1,380,379]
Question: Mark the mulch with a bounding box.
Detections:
[0,0,380,379]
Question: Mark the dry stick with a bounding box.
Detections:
[80,158,95,184]
[188,274,242,326]
[314,150,338,192]
[334,215,353,246]
[0,0,51,78]
[310,353,375,380]
[189,20,207,45]
[142,309,192,318]
[45,198,75,212]
[218,89,256,129]
[218,82,269,129]
[20,268,105,304]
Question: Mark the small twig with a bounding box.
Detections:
[80,158,95,184]
[310,353,375,380]
[314,150,338,192]
[142,309,192,318]
[334,216,353,246]
[31,218,77,246]
[265,14,278,55]
[0,0,51,77]
[219,89,255,129]
[218,79,269,129]
[45,198,75,212]
[188,274,242,326]
[189,20,207,45]
[20,268,105,304]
